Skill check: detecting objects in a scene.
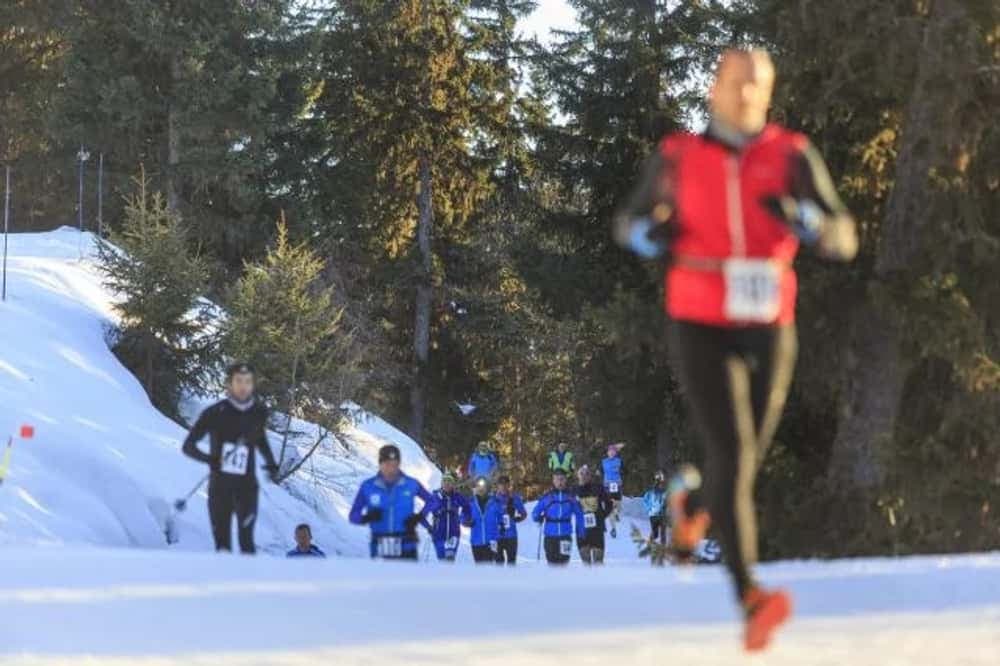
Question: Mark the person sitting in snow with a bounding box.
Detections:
[287,523,326,558]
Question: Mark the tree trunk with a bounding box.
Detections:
[410,154,434,442]
[828,0,987,488]
[166,55,181,213]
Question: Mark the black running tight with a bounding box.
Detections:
[671,321,797,599]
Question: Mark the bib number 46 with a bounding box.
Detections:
[723,259,782,323]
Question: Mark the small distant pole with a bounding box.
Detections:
[2,165,9,301]
[76,146,90,259]
[97,152,104,238]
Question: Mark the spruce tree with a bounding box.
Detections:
[97,168,211,416]
[223,216,364,478]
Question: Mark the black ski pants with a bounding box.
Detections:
[671,321,797,599]
[495,538,518,565]
[208,474,259,554]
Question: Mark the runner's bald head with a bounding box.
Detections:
[709,48,776,134]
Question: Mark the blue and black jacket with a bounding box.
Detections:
[643,487,666,517]
[286,545,326,558]
[489,492,527,540]
[602,456,623,489]
[467,452,500,480]
[348,472,439,558]
[532,489,586,540]
[466,493,499,547]
[429,489,471,544]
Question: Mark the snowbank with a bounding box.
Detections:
[0,228,438,555]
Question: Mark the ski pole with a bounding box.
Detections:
[174,473,209,513]
[536,516,545,561]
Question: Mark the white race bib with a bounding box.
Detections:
[608,482,620,494]
[220,442,250,475]
[490,540,498,552]
[559,540,572,556]
[502,514,511,530]
[723,259,782,322]
[377,537,402,558]
[445,536,458,550]
[584,513,597,529]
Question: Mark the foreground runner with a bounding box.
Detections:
[349,445,439,560]
[182,363,280,554]
[574,465,613,565]
[614,48,857,651]
[532,469,586,565]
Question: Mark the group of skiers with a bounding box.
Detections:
[179,46,857,652]
[178,362,664,566]
[347,439,670,566]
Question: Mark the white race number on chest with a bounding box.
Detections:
[723,259,782,323]
[220,441,250,475]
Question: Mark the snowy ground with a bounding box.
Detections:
[3,228,1000,664]
[2,547,999,665]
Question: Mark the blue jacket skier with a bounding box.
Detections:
[643,471,668,543]
[532,469,586,565]
[601,443,626,538]
[490,475,527,565]
[429,473,470,561]
[467,441,500,482]
[465,477,499,563]
[349,445,439,560]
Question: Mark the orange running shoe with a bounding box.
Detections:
[743,587,793,652]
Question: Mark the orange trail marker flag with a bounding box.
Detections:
[0,424,34,484]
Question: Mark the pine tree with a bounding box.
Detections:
[97,168,212,416]
[56,0,300,266]
[224,216,365,478]
[310,1,496,443]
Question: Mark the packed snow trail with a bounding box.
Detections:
[2,547,999,664]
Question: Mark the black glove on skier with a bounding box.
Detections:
[361,507,383,524]
[404,514,421,535]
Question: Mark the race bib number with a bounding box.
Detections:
[608,482,619,494]
[445,536,458,550]
[723,259,781,322]
[502,515,511,530]
[377,537,402,558]
[559,540,572,556]
[489,540,498,552]
[220,442,249,475]
[584,513,597,529]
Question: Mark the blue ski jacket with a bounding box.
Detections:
[430,489,471,543]
[490,492,527,540]
[643,487,666,517]
[466,494,499,547]
[349,472,439,557]
[286,545,326,558]
[467,452,500,480]
[532,489,586,539]
[602,456,623,487]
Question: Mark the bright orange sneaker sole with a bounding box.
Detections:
[744,589,792,652]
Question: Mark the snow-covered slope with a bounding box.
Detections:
[2,547,999,664]
[0,228,439,555]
